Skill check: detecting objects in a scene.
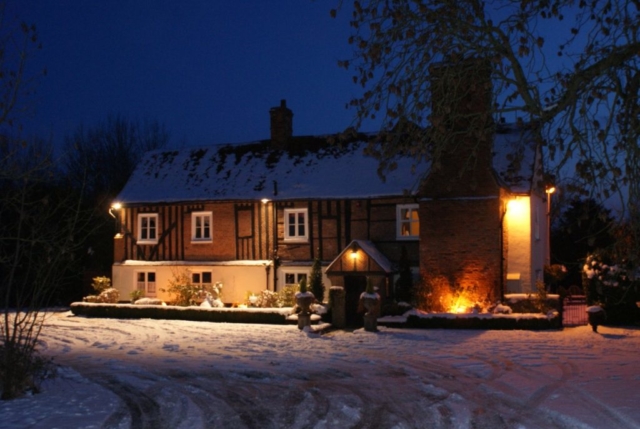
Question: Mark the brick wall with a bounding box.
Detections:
[419,197,503,304]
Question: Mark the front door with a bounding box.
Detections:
[344,275,367,327]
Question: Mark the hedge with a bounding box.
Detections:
[70,302,290,324]
[406,313,562,330]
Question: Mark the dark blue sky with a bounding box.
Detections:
[10,1,367,149]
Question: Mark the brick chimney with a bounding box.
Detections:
[270,99,293,149]
[419,58,502,308]
[423,58,497,198]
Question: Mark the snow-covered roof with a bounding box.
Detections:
[116,127,538,204]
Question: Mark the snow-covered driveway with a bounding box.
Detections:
[3,311,640,428]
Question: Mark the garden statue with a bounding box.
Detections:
[295,277,315,329]
[359,277,380,332]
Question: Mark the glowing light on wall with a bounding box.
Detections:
[507,198,527,219]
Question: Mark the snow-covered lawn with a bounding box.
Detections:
[3,310,640,428]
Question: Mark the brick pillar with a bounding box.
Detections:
[330,286,346,329]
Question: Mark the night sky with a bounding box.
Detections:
[9,1,366,150]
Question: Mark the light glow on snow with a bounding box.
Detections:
[4,310,640,428]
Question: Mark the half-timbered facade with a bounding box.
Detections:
[111,67,549,313]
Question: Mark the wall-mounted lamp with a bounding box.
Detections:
[109,202,122,218]
[350,242,359,260]
[261,198,270,204]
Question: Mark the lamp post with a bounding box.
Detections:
[545,186,556,266]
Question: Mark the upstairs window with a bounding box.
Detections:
[138,213,158,244]
[192,212,212,242]
[396,204,419,240]
[284,208,308,242]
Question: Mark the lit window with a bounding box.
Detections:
[284,208,308,242]
[136,272,156,296]
[396,204,419,240]
[192,212,212,242]
[138,213,158,244]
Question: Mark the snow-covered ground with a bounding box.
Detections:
[3,311,640,429]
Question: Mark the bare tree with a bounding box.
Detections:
[0,138,91,399]
[63,115,170,209]
[62,115,169,284]
[333,0,640,259]
[0,3,90,399]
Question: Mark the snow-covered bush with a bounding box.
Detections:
[162,270,223,306]
[277,285,297,307]
[254,289,279,308]
[83,277,118,303]
[90,276,111,293]
[583,253,639,324]
[492,303,512,314]
[130,289,144,303]
[200,292,224,308]
[134,297,163,305]
[83,287,119,303]
[583,253,634,302]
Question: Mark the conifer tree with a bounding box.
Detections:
[309,258,325,303]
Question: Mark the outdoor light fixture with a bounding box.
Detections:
[350,242,359,260]
[545,186,556,194]
[261,198,270,204]
[507,198,526,217]
[109,202,122,218]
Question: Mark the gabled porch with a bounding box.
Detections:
[325,240,394,326]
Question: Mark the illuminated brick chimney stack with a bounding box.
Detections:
[419,58,503,307]
[270,99,293,150]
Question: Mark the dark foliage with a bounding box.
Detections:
[394,246,414,303]
[551,198,616,288]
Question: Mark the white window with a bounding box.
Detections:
[138,213,159,244]
[281,271,309,292]
[192,212,212,242]
[284,208,308,242]
[191,271,212,286]
[396,204,419,240]
[136,272,156,297]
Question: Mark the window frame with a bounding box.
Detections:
[191,211,213,243]
[191,271,213,287]
[137,213,159,244]
[280,269,310,292]
[136,271,157,297]
[396,203,420,240]
[283,208,309,243]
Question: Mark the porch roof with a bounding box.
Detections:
[325,240,394,275]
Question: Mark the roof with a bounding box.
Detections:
[116,126,539,204]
